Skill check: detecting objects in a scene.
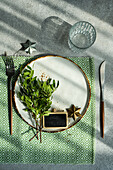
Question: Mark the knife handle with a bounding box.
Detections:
[101,101,104,138]
[10,89,13,135]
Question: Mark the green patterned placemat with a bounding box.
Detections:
[0,55,95,164]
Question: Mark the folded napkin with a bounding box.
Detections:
[0,55,95,164]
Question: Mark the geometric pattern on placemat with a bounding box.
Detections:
[0,55,96,164]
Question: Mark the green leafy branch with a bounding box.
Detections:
[17,65,59,120]
[17,65,59,142]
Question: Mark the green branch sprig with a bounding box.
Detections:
[17,65,59,136]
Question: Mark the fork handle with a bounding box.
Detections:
[101,101,104,138]
[10,89,13,135]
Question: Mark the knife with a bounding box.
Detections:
[99,60,106,138]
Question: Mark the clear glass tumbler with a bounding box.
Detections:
[68,21,96,53]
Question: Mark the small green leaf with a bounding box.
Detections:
[50,84,54,90]
[21,95,24,101]
[20,65,23,72]
[47,78,51,84]
[23,72,30,76]
[17,92,21,99]
[53,80,55,87]
[25,76,30,80]
[36,90,39,97]
[44,113,50,116]
[27,65,32,70]
[57,80,59,88]
[31,108,36,114]
[30,70,34,77]
[44,111,50,116]
[37,79,41,87]
[23,108,29,111]
[36,110,39,115]
[43,81,46,88]
[31,76,36,82]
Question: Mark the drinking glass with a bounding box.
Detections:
[68,21,96,53]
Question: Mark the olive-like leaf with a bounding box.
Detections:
[27,65,32,70]
[30,70,34,78]
[23,72,30,76]
[57,80,59,88]
[21,95,24,101]
[53,79,55,87]
[47,78,51,84]
[20,65,23,72]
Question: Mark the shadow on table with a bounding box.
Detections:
[41,16,71,49]
[39,16,77,56]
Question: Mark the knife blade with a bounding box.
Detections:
[99,60,106,138]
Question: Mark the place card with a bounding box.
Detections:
[43,111,68,129]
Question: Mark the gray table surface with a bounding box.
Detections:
[0,0,113,169]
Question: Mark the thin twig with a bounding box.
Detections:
[36,120,39,140]
[13,49,20,56]
[29,119,39,142]
[40,117,42,143]
[29,128,39,142]
[29,132,38,142]
[36,129,39,140]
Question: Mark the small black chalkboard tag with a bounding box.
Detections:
[43,112,68,129]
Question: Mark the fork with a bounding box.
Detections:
[2,52,15,135]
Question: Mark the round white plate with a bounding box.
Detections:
[14,55,91,132]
